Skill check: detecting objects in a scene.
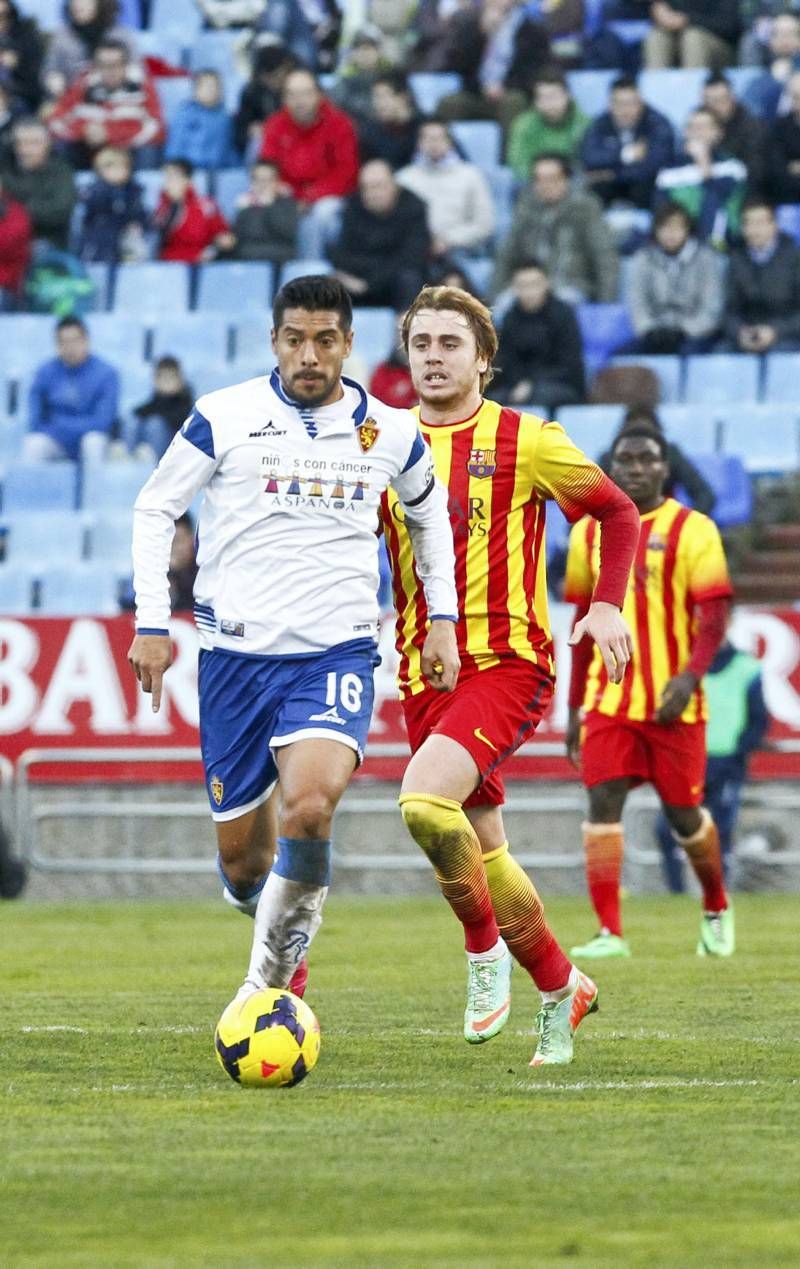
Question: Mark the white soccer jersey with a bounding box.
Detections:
[133,372,458,657]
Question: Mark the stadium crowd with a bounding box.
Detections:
[1,0,800,617]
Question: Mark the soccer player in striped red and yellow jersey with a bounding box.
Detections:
[565,425,735,960]
[381,285,640,1066]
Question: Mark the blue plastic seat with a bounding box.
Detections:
[0,315,56,375]
[149,312,232,364]
[719,404,800,473]
[84,262,112,312]
[681,454,753,528]
[458,256,494,298]
[80,460,155,512]
[450,121,502,172]
[408,72,461,114]
[762,351,800,402]
[87,314,148,365]
[150,0,201,38]
[2,462,78,512]
[0,563,34,613]
[557,404,626,459]
[213,168,251,219]
[487,166,520,242]
[776,205,800,245]
[657,404,720,453]
[683,354,761,405]
[38,562,120,616]
[566,69,617,119]
[232,316,272,364]
[351,307,399,374]
[187,32,245,108]
[113,264,192,315]
[87,512,134,573]
[545,501,572,563]
[577,304,635,370]
[195,262,274,314]
[0,416,26,459]
[278,259,332,286]
[29,0,61,29]
[155,76,193,128]
[610,354,683,403]
[638,68,707,132]
[190,363,242,397]
[118,361,157,417]
[4,511,88,566]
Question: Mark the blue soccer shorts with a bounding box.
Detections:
[198,639,380,821]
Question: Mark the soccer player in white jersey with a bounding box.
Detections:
[128,274,459,1000]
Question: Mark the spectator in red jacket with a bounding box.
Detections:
[259,67,359,258]
[153,159,234,263]
[0,174,30,307]
[48,37,165,170]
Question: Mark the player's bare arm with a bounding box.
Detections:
[569,601,634,686]
[420,618,460,692]
[565,707,582,768]
[655,670,699,724]
[127,632,173,713]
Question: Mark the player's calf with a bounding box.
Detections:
[241,836,330,994]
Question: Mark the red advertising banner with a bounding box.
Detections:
[1,607,800,782]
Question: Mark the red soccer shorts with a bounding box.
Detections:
[581,710,707,806]
[402,660,554,808]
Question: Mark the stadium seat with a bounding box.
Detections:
[658,404,720,453]
[38,562,120,616]
[610,354,683,403]
[2,462,78,513]
[545,500,571,563]
[195,262,274,314]
[450,121,502,172]
[351,307,399,374]
[762,351,800,402]
[486,166,519,241]
[113,263,192,315]
[459,256,494,298]
[149,312,232,364]
[4,511,88,567]
[187,33,246,109]
[719,404,800,473]
[557,404,626,459]
[30,0,61,30]
[150,0,201,39]
[684,454,753,528]
[84,262,112,311]
[278,259,332,286]
[577,304,635,372]
[118,361,156,416]
[0,563,34,613]
[776,204,800,245]
[0,416,26,459]
[408,73,461,114]
[727,67,761,99]
[87,314,148,364]
[213,167,250,219]
[134,30,184,64]
[80,461,154,512]
[232,316,272,364]
[683,354,761,405]
[190,362,245,397]
[638,69,707,132]
[566,69,617,119]
[87,513,134,574]
[155,77,193,129]
[0,315,56,375]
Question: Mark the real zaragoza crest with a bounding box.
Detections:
[210,775,224,805]
[358,418,380,453]
[467,448,496,478]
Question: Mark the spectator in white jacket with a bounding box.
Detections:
[397,119,495,266]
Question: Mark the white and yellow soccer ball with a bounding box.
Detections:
[214,988,321,1088]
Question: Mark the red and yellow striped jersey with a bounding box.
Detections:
[564,497,733,723]
[382,399,615,697]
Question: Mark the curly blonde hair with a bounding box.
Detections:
[400,286,499,391]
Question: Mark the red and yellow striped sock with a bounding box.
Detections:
[675,807,728,912]
[399,793,499,953]
[583,821,624,936]
[482,841,571,992]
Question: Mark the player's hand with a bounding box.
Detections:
[127,633,173,713]
[654,670,697,724]
[421,619,460,692]
[569,601,633,685]
[565,708,582,769]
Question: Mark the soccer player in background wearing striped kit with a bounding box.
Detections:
[565,424,735,960]
[381,286,639,1065]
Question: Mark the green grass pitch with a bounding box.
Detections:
[2,894,799,1267]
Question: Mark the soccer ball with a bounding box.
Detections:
[214,987,321,1088]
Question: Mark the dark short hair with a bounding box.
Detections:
[533,68,569,92]
[373,70,411,96]
[514,256,548,275]
[155,355,182,373]
[611,75,638,94]
[96,37,129,59]
[272,274,353,332]
[611,424,668,461]
[742,195,775,219]
[56,315,87,336]
[533,152,571,177]
[622,403,662,430]
[164,157,193,178]
[704,71,731,90]
[653,199,694,234]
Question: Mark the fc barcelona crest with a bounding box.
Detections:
[358,418,380,453]
[211,775,224,806]
[467,448,496,478]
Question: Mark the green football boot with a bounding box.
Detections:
[530,971,599,1067]
[463,945,512,1044]
[569,930,631,959]
[697,906,735,957]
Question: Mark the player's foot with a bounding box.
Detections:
[221,886,260,917]
[463,945,512,1044]
[569,930,631,959]
[288,958,309,998]
[697,906,735,957]
[530,971,598,1067]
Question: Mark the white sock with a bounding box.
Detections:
[242,872,327,992]
[466,936,507,963]
[540,964,579,1006]
[222,886,260,918]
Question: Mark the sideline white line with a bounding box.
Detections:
[514,1078,767,1091]
[19,1025,87,1034]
